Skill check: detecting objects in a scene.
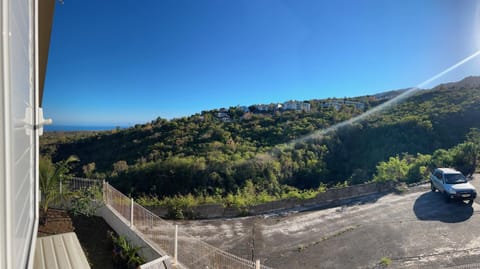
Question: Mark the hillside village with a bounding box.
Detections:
[209,89,403,122]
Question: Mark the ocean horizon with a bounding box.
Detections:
[45,125,129,132]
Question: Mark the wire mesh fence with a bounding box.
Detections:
[67,177,103,191]
[139,256,173,269]
[103,182,273,269]
[176,229,264,269]
[48,177,104,209]
[133,202,176,256]
[104,182,132,224]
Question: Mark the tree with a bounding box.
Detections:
[465,128,480,144]
[405,153,431,183]
[451,142,478,177]
[430,149,453,169]
[39,155,78,224]
[112,160,129,175]
[373,156,409,182]
[82,162,96,178]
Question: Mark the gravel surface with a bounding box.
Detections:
[176,174,480,269]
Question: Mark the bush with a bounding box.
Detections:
[379,256,392,266]
[136,181,329,219]
[373,153,431,184]
[430,149,453,170]
[163,194,198,219]
[109,231,145,269]
[69,185,104,217]
[451,142,478,177]
[39,156,78,224]
[373,156,409,182]
[405,154,431,184]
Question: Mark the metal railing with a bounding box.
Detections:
[139,256,172,269]
[50,177,104,209]
[67,177,103,191]
[103,182,273,269]
[104,182,132,225]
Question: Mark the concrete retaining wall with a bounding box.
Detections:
[147,181,396,219]
[97,206,164,261]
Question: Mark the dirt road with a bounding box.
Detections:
[177,174,480,268]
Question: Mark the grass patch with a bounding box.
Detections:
[379,256,392,266]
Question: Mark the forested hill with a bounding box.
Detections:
[41,76,480,197]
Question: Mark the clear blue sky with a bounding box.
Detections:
[43,0,480,126]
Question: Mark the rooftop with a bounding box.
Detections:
[34,233,89,269]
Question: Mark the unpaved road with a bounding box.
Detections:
[177,174,480,268]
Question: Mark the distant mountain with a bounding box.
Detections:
[438,76,480,89]
[371,88,409,100]
[41,76,480,198]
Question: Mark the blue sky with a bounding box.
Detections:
[43,0,480,126]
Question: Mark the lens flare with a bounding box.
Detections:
[279,49,480,151]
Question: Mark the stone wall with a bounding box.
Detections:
[147,181,396,219]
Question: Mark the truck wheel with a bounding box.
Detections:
[430,182,436,192]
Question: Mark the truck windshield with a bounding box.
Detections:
[445,174,468,184]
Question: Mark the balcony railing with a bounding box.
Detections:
[65,177,272,269]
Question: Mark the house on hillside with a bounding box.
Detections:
[321,101,342,110]
[321,100,364,110]
[237,105,250,113]
[282,101,311,112]
[253,104,272,112]
[216,112,231,122]
[343,100,365,110]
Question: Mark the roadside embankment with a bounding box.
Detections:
[147,181,396,219]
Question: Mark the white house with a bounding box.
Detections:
[321,102,342,110]
[283,101,311,112]
[254,104,271,112]
[343,100,365,110]
[321,100,365,111]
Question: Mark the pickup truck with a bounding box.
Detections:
[430,168,476,203]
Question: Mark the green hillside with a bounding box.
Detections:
[41,76,480,200]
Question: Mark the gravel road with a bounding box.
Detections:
[176,174,480,268]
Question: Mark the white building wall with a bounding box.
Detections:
[0,0,38,268]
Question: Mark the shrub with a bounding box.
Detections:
[430,149,453,169]
[109,231,145,269]
[405,154,431,184]
[373,156,409,182]
[136,181,330,219]
[39,156,78,224]
[379,256,392,266]
[163,194,198,219]
[69,185,104,217]
[451,142,478,177]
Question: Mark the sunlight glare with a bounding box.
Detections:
[280,49,480,151]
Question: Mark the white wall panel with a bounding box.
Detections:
[1,0,37,268]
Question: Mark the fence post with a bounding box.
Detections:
[174,224,178,265]
[59,180,62,195]
[102,180,106,204]
[256,259,260,269]
[130,198,134,228]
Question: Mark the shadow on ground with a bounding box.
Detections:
[302,192,389,214]
[413,191,473,223]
